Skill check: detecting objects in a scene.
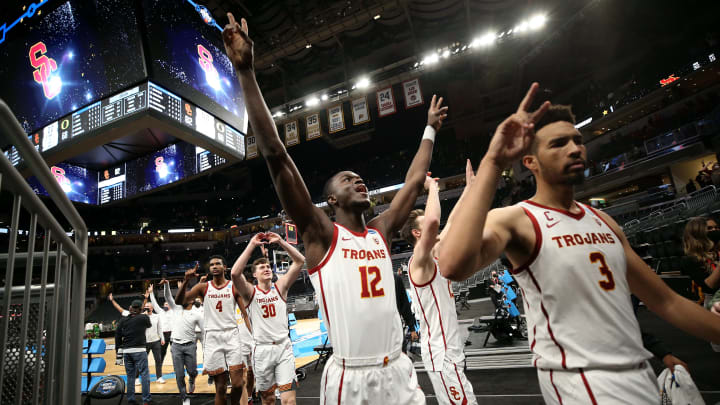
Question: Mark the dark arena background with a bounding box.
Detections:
[0,0,720,404]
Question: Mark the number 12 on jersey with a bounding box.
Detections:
[359,266,385,298]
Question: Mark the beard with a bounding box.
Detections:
[564,171,585,185]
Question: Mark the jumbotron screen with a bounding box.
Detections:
[142,0,248,134]
[0,0,146,134]
[27,162,98,205]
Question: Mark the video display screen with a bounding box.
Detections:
[126,143,187,195]
[142,0,248,135]
[98,164,127,205]
[0,0,146,133]
[27,162,98,204]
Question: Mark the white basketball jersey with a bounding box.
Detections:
[247,283,289,344]
[514,201,652,370]
[409,257,464,371]
[235,306,253,341]
[309,223,402,362]
[203,280,238,331]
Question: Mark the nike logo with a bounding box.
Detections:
[342,237,352,241]
[546,221,560,228]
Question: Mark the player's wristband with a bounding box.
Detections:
[422,125,436,143]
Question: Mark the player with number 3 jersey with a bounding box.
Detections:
[438,83,720,404]
[231,231,305,405]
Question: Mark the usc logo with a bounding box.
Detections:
[449,386,462,401]
[29,42,60,99]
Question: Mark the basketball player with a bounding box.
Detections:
[175,257,250,405]
[400,174,476,405]
[437,83,720,403]
[230,231,305,405]
[222,13,446,403]
[234,298,255,405]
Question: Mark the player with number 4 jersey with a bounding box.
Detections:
[438,83,720,404]
[176,257,251,405]
[231,231,305,405]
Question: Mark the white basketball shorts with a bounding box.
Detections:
[427,360,477,405]
[252,340,296,392]
[537,362,658,404]
[320,353,425,404]
[202,328,246,376]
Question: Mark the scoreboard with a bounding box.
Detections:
[0,0,249,206]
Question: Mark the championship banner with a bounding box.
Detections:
[376,87,396,117]
[284,120,299,146]
[403,78,424,109]
[246,135,258,159]
[351,96,370,125]
[328,104,345,133]
[306,113,321,140]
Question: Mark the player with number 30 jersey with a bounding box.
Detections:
[231,232,305,405]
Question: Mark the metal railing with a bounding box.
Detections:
[0,98,87,405]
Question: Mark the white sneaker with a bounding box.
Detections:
[182,398,190,405]
[157,377,166,384]
[135,380,141,386]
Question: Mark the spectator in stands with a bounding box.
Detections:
[682,216,720,352]
[686,178,698,194]
[115,299,152,405]
[711,162,720,186]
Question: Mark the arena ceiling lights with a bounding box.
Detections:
[269,13,548,120]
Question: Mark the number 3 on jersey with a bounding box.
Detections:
[359,266,384,298]
[589,252,615,291]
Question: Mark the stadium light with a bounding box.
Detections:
[471,32,496,48]
[528,14,547,30]
[321,94,329,101]
[374,14,381,20]
[422,53,439,65]
[442,49,450,58]
[355,77,371,89]
[306,97,320,107]
[305,43,312,49]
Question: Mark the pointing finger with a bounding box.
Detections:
[531,100,551,124]
[241,18,249,36]
[517,82,539,113]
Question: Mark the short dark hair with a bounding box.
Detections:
[535,104,576,132]
[531,104,576,153]
[208,255,227,266]
[252,258,270,273]
[400,209,424,246]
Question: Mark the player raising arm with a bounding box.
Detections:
[223,12,446,404]
[231,231,305,405]
[437,82,720,403]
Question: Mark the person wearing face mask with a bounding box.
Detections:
[148,286,174,369]
[682,217,720,302]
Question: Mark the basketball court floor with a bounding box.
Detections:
[85,300,720,404]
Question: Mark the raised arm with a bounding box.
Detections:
[175,265,206,306]
[265,232,306,298]
[438,159,475,241]
[231,233,264,302]
[147,284,161,314]
[598,209,720,343]
[108,293,126,314]
[234,293,252,334]
[409,176,440,286]
[369,95,447,236]
[159,279,178,310]
[438,83,549,280]
[223,13,332,250]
